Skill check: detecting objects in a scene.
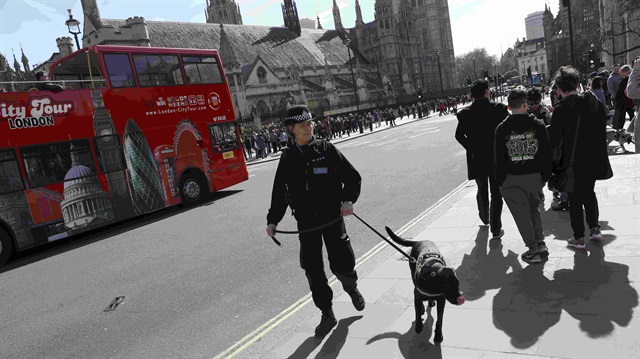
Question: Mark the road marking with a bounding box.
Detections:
[212,179,471,359]
[408,128,440,138]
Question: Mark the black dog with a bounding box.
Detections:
[386,227,465,343]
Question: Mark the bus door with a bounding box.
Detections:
[207,122,246,190]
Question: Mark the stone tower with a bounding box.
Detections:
[282,0,301,35]
[205,0,243,25]
[374,0,399,91]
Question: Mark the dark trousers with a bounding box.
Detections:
[613,107,635,129]
[568,178,599,239]
[475,174,503,235]
[297,217,358,311]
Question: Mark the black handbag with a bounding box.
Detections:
[549,115,580,193]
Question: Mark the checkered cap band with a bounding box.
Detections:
[284,110,313,122]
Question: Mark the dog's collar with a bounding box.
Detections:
[415,253,445,273]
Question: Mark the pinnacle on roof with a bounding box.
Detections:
[218,23,240,67]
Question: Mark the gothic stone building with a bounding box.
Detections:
[78,0,456,127]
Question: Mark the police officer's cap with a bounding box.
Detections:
[283,105,316,126]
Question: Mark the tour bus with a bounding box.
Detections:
[0,45,248,266]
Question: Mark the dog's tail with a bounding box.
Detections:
[385,226,414,247]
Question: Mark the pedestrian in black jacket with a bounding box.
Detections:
[549,66,613,249]
[495,88,552,264]
[266,105,364,338]
[456,79,509,239]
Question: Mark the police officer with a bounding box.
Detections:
[266,105,364,337]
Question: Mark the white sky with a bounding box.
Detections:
[0,0,560,69]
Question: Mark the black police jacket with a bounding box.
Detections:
[267,136,361,225]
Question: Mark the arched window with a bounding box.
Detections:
[256,100,270,115]
[385,19,389,29]
[257,66,267,83]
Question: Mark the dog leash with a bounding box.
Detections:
[352,213,416,263]
[269,216,344,247]
[269,213,418,264]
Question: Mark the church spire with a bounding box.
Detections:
[12,50,21,73]
[355,0,364,26]
[218,23,240,68]
[20,43,30,74]
[317,14,323,30]
[333,0,344,32]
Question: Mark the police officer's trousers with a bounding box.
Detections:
[297,216,358,311]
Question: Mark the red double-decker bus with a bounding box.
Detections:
[0,45,248,266]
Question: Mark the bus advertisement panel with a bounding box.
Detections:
[0,45,248,266]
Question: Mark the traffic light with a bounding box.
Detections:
[483,69,489,79]
[527,66,532,78]
[498,74,504,83]
[466,76,471,85]
[417,88,423,99]
[588,49,596,68]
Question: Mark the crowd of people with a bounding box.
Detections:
[456,59,639,265]
[239,95,472,161]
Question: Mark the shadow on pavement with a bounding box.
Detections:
[493,242,638,348]
[456,227,522,301]
[366,315,442,359]
[493,264,562,348]
[287,316,362,359]
[554,245,639,338]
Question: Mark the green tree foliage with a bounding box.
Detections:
[455,48,498,87]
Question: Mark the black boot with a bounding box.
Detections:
[315,309,337,337]
[347,287,365,311]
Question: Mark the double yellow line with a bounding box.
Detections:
[213,180,470,359]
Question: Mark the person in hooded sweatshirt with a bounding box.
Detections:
[548,66,613,250]
[495,88,552,264]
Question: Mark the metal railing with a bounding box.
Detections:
[0,79,106,92]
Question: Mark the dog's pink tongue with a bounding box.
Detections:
[457,296,465,305]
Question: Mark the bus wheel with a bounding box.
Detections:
[0,227,14,267]
[179,172,209,205]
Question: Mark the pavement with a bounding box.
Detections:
[230,107,640,359]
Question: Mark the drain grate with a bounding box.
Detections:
[104,296,125,312]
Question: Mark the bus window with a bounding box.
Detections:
[103,53,136,88]
[132,54,184,87]
[0,149,25,194]
[20,140,96,188]
[182,56,224,85]
[93,135,127,173]
[208,123,240,153]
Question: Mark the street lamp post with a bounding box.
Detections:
[610,17,616,65]
[563,0,575,66]
[437,50,444,99]
[65,9,81,50]
[472,57,478,79]
[343,37,360,114]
